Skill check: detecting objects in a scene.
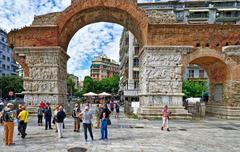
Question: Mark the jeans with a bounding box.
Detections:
[45,117,52,130]
[100,119,108,139]
[56,122,63,138]
[19,122,27,136]
[83,123,93,141]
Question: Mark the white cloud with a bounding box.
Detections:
[67,22,123,80]
[0,0,124,80]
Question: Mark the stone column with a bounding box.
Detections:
[128,32,134,90]
[14,46,69,106]
[138,46,192,119]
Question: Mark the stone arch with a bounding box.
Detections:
[56,0,149,50]
[182,48,231,83]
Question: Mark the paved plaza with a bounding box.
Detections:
[0,107,240,152]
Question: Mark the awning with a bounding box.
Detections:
[218,8,240,11]
[189,9,209,12]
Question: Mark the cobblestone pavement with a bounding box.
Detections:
[0,106,240,152]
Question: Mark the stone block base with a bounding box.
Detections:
[24,93,67,106]
[206,104,240,120]
[138,106,192,119]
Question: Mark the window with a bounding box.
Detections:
[134,47,139,55]
[199,70,205,78]
[133,58,139,67]
[189,70,194,78]
[2,55,5,60]
[2,64,5,69]
[7,66,10,70]
[1,37,4,42]
[2,73,5,76]
[7,57,10,61]
[133,71,139,79]
[134,81,139,89]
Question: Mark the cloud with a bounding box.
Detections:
[1,0,132,80]
[67,22,123,80]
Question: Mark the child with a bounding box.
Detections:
[161,105,171,131]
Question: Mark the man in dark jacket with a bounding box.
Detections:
[55,106,66,138]
[44,103,53,130]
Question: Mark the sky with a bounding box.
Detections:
[0,0,177,80]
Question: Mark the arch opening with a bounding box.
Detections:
[182,55,230,117]
[57,1,148,51]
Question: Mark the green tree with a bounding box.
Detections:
[83,76,95,93]
[0,76,24,98]
[73,89,84,98]
[82,75,120,94]
[67,75,75,97]
[183,80,208,98]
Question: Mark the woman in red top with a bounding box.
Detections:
[161,105,171,131]
[39,101,46,109]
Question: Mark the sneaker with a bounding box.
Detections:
[161,127,163,131]
[167,128,170,132]
[17,133,20,135]
[49,128,53,130]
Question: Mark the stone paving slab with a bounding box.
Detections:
[0,110,240,152]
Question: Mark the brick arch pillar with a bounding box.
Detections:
[181,47,240,119]
[13,46,69,106]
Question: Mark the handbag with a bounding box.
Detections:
[107,118,111,125]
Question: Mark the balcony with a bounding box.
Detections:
[216,13,240,22]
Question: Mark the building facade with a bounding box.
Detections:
[138,0,240,25]
[68,74,80,89]
[0,28,18,77]
[90,55,120,80]
[120,0,240,114]
[119,30,140,114]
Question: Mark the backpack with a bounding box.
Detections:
[2,110,10,122]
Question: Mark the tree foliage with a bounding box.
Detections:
[82,75,120,94]
[0,76,24,98]
[67,75,120,98]
[67,75,76,96]
[182,80,208,98]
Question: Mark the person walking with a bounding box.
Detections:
[18,105,29,138]
[100,104,111,140]
[16,104,22,135]
[55,106,66,138]
[44,103,53,130]
[95,104,101,129]
[100,112,108,140]
[2,103,15,146]
[37,105,44,126]
[53,105,59,132]
[109,101,114,114]
[72,103,81,132]
[81,106,94,142]
[161,105,171,131]
[115,102,120,119]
